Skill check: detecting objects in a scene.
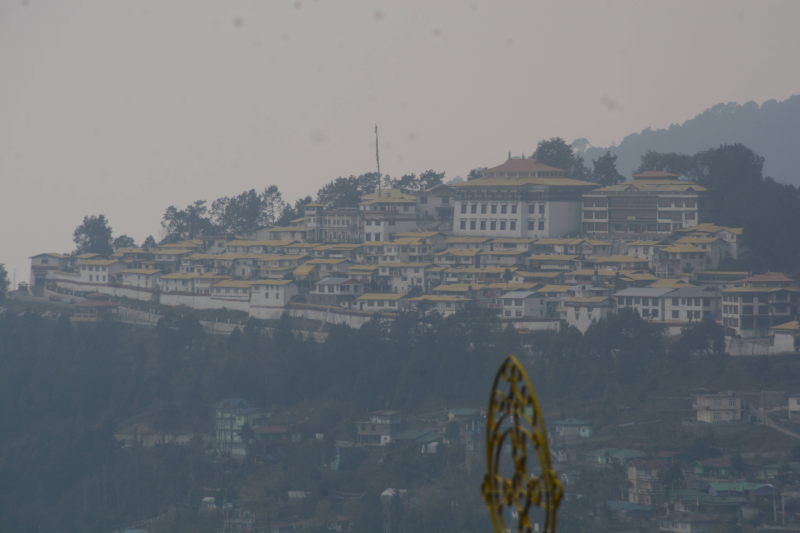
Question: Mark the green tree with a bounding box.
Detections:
[261,185,287,226]
[0,264,8,300]
[692,144,800,272]
[672,319,726,357]
[317,173,380,207]
[387,170,445,193]
[533,137,590,179]
[277,195,313,226]
[390,173,419,193]
[73,214,113,255]
[142,235,157,249]
[112,235,136,250]
[573,154,591,180]
[591,151,625,185]
[694,144,764,225]
[467,167,486,180]
[534,137,575,170]
[419,169,445,190]
[317,176,360,207]
[210,186,287,235]
[638,144,800,273]
[636,150,696,177]
[161,200,214,242]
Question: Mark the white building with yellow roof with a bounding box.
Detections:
[451,157,597,239]
[489,237,537,253]
[251,225,311,242]
[444,236,493,250]
[674,235,729,267]
[771,321,800,354]
[77,258,125,285]
[249,279,298,314]
[583,255,651,271]
[120,268,161,290]
[527,254,579,271]
[303,203,362,243]
[207,279,298,316]
[304,258,352,278]
[360,189,418,242]
[511,270,565,284]
[479,249,528,268]
[624,240,662,261]
[355,293,407,313]
[497,290,540,319]
[29,253,70,288]
[582,170,705,236]
[380,237,440,263]
[224,240,295,254]
[433,248,481,268]
[443,266,513,284]
[158,272,231,295]
[531,238,612,256]
[651,244,710,277]
[677,223,744,259]
[377,262,433,293]
[309,243,365,262]
[160,239,204,250]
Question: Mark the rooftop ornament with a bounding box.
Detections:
[482,355,563,533]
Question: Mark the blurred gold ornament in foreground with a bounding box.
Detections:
[482,355,563,533]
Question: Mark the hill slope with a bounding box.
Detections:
[581,95,800,184]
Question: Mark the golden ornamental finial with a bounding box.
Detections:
[482,355,563,533]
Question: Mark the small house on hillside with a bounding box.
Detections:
[214,398,269,458]
[694,392,742,424]
[553,418,592,439]
[357,410,401,447]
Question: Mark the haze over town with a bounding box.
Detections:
[3,0,800,280]
[7,3,800,533]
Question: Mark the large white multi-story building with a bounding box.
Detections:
[582,171,705,237]
[451,158,597,239]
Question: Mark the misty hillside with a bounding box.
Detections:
[581,95,800,184]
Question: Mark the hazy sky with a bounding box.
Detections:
[2,0,800,283]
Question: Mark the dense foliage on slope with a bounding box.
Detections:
[637,143,800,274]
[0,307,511,532]
[6,301,796,532]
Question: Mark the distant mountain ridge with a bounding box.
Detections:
[580,95,800,184]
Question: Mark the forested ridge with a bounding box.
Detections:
[0,307,508,532]
[3,304,800,532]
[582,95,800,186]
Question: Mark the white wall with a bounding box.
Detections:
[565,305,611,333]
[287,303,374,328]
[547,200,581,237]
[160,293,251,312]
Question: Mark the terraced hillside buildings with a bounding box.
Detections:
[28,157,799,351]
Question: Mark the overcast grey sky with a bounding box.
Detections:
[2,0,799,283]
